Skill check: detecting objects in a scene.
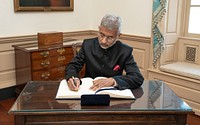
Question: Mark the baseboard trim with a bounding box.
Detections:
[0,86,15,101]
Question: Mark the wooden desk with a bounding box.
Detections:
[9,80,193,125]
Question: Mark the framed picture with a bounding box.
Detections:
[14,0,74,12]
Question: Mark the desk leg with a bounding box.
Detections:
[15,116,25,125]
[175,114,187,125]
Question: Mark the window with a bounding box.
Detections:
[184,0,200,38]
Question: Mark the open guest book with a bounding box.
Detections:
[56,77,135,99]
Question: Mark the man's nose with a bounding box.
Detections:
[101,37,107,43]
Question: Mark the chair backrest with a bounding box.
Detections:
[71,42,85,77]
[72,42,83,57]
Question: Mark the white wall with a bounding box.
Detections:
[90,0,153,37]
[0,0,152,38]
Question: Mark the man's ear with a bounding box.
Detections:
[118,33,122,38]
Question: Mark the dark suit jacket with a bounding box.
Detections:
[65,37,144,90]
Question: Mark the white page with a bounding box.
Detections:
[56,78,95,99]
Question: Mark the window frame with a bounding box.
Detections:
[182,0,200,38]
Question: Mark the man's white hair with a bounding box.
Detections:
[100,14,122,34]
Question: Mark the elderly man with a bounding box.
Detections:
[66,14,144,91]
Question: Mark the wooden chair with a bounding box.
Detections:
[72,42,83,56]
[72,42,85,78]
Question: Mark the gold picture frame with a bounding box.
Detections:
[14,0,74,12]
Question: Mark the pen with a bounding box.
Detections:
[95,87,117,94]
[72,76,77,87]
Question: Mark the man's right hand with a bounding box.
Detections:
[67,77,80,91]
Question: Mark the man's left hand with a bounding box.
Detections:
[90,77,116,91]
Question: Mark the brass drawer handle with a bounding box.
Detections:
[41,60,50,67]
[41,72,50,79]
[58,56,66,62]
[57,48,65,54]
[40,51,49,58]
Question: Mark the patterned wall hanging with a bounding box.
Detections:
[152,0,167,67]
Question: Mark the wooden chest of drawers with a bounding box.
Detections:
[31,48,73,81]
[13,42,76,86]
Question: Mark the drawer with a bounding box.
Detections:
[31,55,73,70]
[32,66,66,81]
[31,47,74,59]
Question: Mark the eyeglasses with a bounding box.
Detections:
[98,32,116,42]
